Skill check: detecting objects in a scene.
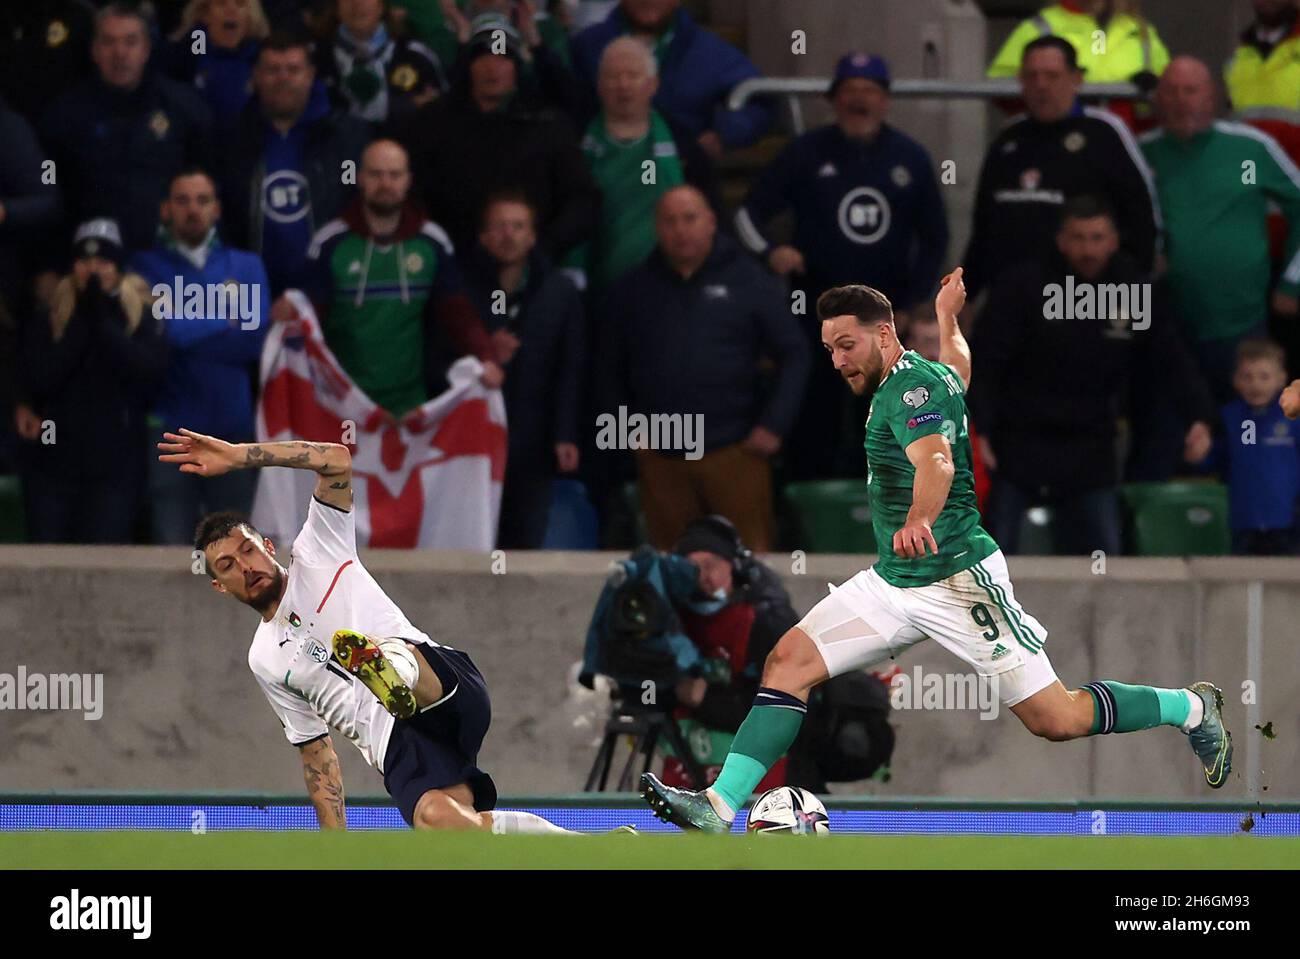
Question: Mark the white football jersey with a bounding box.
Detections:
[248,497,432,770]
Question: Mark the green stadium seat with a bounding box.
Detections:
[1121,482,1230,556]
[783,480,873,553]
[0,474,24,543]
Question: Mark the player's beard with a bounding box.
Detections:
[844,343,884,396]
[243,567,285,615]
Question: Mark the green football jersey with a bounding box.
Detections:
[865,350,997,587]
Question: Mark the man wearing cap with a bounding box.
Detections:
[389,14,598,260]
[17,218,168,542]
[735,52,948,480]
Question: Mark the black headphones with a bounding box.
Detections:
[679,514,757,590]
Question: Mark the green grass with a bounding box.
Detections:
[2,831,1297,870]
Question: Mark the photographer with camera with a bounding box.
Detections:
[581,515,894,793]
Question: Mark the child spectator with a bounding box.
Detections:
[1203,338,1300,554]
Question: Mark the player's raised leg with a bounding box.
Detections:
[1011,678,1232,787]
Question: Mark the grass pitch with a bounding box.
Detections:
[2,831,1297,870]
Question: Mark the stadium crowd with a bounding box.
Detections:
[1,0,1299,555]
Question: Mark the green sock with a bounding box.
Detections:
[709,688,807,815]
[1083,681,1192,734]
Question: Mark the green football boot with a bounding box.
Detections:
[640,773,731,834]
[1186,682,1233,789]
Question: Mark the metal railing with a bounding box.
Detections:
[729,77,1144,135]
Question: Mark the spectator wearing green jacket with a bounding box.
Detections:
[1140,56,1300,399]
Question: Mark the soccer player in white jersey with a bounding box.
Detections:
[159,430,578,833]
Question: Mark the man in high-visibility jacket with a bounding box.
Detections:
[988,1,1170,83]
[1226,0,1300,160]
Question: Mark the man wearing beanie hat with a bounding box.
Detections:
[389,11,598,259]
[654,515,827,792]
[16,217,168,542]
[735,51,948,482]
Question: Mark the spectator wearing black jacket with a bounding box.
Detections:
[597,185,810,551]
[461,191,586,549]
[0,1,95,126]
[389,16,599,261]
[18,219,169,543]
[968,197,1215,556]
[963,36,1158,300]
[0,97,63,318]
[41,3,215,254]
[217,31,372,296]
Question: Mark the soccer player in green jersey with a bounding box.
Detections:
[641,269,1233,832]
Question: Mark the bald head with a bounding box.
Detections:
[656,186,716,274]
[1156,57,1217,140]
[360,139,412,217]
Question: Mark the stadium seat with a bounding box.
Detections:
[0,474,25,543]
[1121,482,1231,556]
[783,480,873,553]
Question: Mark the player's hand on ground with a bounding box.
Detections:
[742,425,782,458]
[1282,379,1300,419]
[893,518,939,559]
[936,266,966,318]
[157,428,241,476]
[767,245,806,277]
[1182,420,1212,463]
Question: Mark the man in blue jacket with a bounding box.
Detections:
[597,185,810,551]
[217,32,372,297]
[131,168,270,544]
[735,53,949,479]
[571,0,773,158]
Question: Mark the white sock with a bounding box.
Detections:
[490,810,576,835]
[1181,690,1205,733]
[705,788,736,823]
[378,639,419,688]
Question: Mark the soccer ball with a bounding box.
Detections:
[745,786,831,835]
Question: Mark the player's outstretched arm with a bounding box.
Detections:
[157,429,353,510]
[300,735,346,830]
[936,267,971,390]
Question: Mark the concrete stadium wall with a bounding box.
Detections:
[1,547,1295,802]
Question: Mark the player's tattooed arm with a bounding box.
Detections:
[241,440,354,511]
[158,432,352,509]
[300,735,347,830]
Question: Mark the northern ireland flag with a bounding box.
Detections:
[251,291,507,549]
